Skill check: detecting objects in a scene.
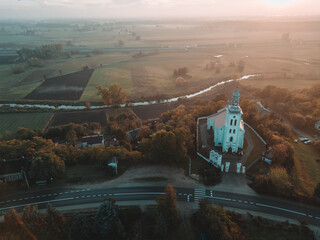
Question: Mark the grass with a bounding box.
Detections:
[292,141,320,197]
[244,126,266,167]
[0,112,53,135]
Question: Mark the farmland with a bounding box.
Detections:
[0,112,53,135]
[0,19,319,102]
[46,109,108,129]
[24,69,94,100]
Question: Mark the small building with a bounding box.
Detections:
[207,87,245,153]
[81,134,104,148]
[315,120,320,131]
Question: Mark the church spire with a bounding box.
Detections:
[231,86,240,106]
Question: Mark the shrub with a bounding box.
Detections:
[11,65,25,74]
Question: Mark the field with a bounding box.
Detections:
[46,109,108,129]
[0,112,53,135]
[0,19,319,102]
[292,142,320,197]
[24,69,94,100]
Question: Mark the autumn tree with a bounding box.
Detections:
[109,83,127,104]
[66,129,77,146]
[96,85,112,105]
[314,183,320,198]
[156,184,180,231]
[175,76,187,87]
[269,167,293,194]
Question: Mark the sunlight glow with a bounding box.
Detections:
[262,0,297,7]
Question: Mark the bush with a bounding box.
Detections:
[11,65,25,74]
[27,57,44,67]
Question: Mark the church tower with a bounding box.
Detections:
[206,87,245,153]
[223,87,244,152]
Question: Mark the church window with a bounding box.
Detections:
[230,137,233,142]
[230,119,233,125]
[233,116,235,118]
[234,119,237,126]
[233,129,235,134]
[229,129,231,133]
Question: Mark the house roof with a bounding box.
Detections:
[208,108,227,129]
[0,158,29,175]
[81,135,104,145]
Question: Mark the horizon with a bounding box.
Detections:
[0,0,319,20]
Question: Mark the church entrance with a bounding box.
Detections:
[227,147,233,153]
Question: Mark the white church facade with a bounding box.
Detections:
[207,88,245,153]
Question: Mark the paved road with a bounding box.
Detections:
[1,185,319,226]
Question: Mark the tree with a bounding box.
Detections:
[15,127,37,140]
[66,129,77,146]
[71,214,97,240]
[175,76,187,87]
[46,204,67,239]
[156,184,180,231]
[96,85,112,105]
[269,167,293,194]
[109,83,127,104]
[31,151,65,181]
[12,65,25,74]
[137,125,152,139]
[313,183,320,198]
[95,198,125,240]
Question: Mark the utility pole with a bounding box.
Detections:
[22,170,30,190]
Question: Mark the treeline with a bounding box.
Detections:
[243,84,320,131]
[0,185,180,240]
[17,44,65,61]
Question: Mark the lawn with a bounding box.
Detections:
[244,126,266,167]
[292,141,320,197]
[0,112,53,135]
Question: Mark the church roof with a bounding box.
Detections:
[208,108,227,129]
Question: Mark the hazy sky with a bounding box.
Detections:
[0,0,318,19]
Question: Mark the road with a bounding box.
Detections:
[1,185,319,226]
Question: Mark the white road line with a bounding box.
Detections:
[48,194,52,196]
[12,199,16,202]
[53,193,57,196]
[113,192,164,196]
[86,188,91,191]
[81,190,85,192]
[81,196,85,198]
[308,215,313,218]
[59,193,63,195]
[30,197,35,199]
[18,198,23,201]
[178,193,182,195]
[36,196,40,198]
[76,190,80,192]
[232,199,236,202]
[98,194,101,197]
[75,196,79,199]
[24,198,29,200]
[212,197,231,201]
[92,195,96,197]
[244,201,248,204]
[250,202,254,205]
[64,192,69,194]
[184,194,187,196]
[6,200,11,203]
[0,197,74,211]
[41,195,46,197]
[238,200,242,203]
[103,194,107,196]
[187,195,190,203]
[315,217,320,220]
[70,191,74,193]
[256,203,307,216]
[87,195,91,198]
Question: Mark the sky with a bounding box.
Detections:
[0,0,319,19]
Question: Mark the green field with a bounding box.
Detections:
[0,112,53,135]
[292,142,320,197]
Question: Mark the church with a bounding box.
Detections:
[207,87,245,153]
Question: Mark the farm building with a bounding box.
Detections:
[81,134,105,148]
[315,120,320,131]
[206,87,245,153]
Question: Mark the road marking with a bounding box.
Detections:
[212,197,231,201]
[59,193,63,195]
[19,198,23,201]
[98,194,101,197]
[87,195,91,198]
[103,194,107,196]
[187,195,190,203]
[81,196,85,198]
[0,197,74,211]
[308,215,313,218]
[53,193,57,196]
[178,193,182,195]
[256,203,307,216]
[244,201,248,204]
[194,188,206,202]
[48,194,52,197]
[75,196,79,199]
[232,199,236,202]
[12,199,16,202]
[315,217,320,220]
[30,197,35,199]
[70,191,74,193]
[113,192,164,196]
[86,188,91,191]
[184,194,187,196]
[76,190,80,192]
[238,200,242,203]
[250,202,254,205]
[42,195,46,197]
[92,195,96,197]
[24,198,29,200]
[81,190,85,192]
[64,192,69,194]
[6,200,11,203]
[210,190,213,197]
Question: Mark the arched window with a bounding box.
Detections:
[230,137,233,142]
[229,129,231,133]
[230,119,233,125]
[233,129,235,134]
[234,119,237,126]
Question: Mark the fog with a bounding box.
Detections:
[0,0,319,19]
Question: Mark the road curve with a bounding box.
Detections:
[0,185,319,226]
